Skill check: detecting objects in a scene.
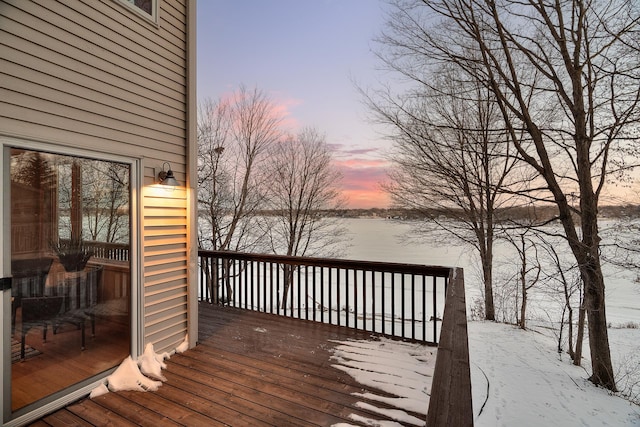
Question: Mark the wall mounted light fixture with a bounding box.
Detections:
[158,162,179,186]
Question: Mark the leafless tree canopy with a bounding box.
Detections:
[366,61,535,320]
[198,86,283,253]
[262,127,346,258]
[373,0,640,391]
[198,87,347,258]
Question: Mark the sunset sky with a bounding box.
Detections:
[196,1,394,209]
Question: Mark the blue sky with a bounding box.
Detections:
[196,0,393,208]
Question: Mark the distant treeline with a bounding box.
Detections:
[200,204,640,222]
[237,204,640,222]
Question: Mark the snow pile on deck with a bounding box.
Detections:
[89,335,189,398]
[330,337,436,427]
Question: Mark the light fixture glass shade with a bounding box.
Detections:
[158,163,179,186]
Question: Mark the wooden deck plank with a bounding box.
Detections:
[89,392,183,426]
[96,388,228,427]
[178,344,365,399]
[40,409,95,427]
[166,356,382,426]
[36,304,441,426]
[65,399,139,426]
[162,368,318,427]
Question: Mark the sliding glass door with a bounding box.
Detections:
[3,146,132,419]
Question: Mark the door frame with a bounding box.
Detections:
[0,136,143,426]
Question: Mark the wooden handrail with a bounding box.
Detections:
[198,249,452,276]
[426,267,474,426]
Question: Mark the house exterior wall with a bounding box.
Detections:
[0,0,196,353]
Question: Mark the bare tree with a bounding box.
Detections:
[503,229,542,330]
[83,161,130,244]
[198,86,284,301]
[263,127,346,257]
[365,63,529,321]
[261,128,347,306]
[377,0,640,390]
[198,85,282,252]
[541,239,584,365]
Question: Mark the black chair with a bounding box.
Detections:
[20,296,64,360]
[11,257,54,334]
[52,266,102,350]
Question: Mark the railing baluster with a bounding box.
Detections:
[353,269,358,329]
[276,263,281,316]
[320,267,324,323]
[345,268,350,328]
[411,274,416,340]
[269,261,273,314]
[311,265,318,322]
[246,260,250,309]
[261,261,266,312]
[232,260,237,308]
[362,269,367,331]
[218,258,222,305]
[371,270,375,333]
[252,260,256,310]
[433,275,437,344]
[322,267,332,324]
[289,265,300,317]
[391,273,395,336]
[423,274,427,342]
[306,265,310,320]
[381,272,386,335]
[336,267,342,326]
[401,274,406,338]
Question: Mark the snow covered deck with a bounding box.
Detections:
[35,304,443,426]
[33,264,473,426]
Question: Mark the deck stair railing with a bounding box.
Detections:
[198,250,450,345]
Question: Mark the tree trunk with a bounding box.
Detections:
[561,268,575,359]
[481,241,495,321]
[574,302,586,367]
[281,264,294,310]
[582,263,616,390]
[520,279,527,330]
[222,258,233,304]
[519,235,527,329]
[566,303,575,360]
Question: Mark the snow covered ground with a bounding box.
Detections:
[469,321,640,426]
[341,218,640,426]
[328,322,639,427]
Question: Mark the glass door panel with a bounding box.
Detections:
[9,148,131,413]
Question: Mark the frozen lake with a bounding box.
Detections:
[341,217,640,325]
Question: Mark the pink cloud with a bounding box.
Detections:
[334,158,391,209]
[216,88,303,131]
[269,92,303,131]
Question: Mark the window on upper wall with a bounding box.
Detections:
[119,0,158,22]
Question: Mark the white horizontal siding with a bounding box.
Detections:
[0,0,192,355]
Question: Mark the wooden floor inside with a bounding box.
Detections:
[31,303,431,426]
[12,314,130,411]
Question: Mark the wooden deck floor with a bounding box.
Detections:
[32,303,432,426]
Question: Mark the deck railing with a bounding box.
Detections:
[83,240,129,261]
[198,250,451,344]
